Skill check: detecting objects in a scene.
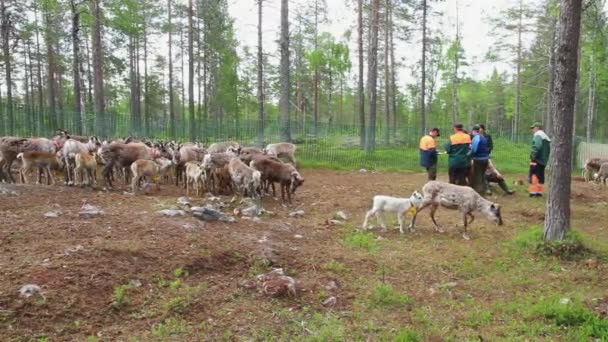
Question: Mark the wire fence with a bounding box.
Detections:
[0,104,593,174]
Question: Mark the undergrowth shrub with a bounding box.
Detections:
[512,226,590,260]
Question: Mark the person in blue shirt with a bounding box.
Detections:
[470,125,490,195]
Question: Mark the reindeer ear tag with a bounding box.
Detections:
[406,207,417,217]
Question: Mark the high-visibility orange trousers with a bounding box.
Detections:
[528,162,545,195]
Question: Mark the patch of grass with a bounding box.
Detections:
[392,328,421,342]
[342,231,379,253]
[321,260,350,275]
[464,310,493,329]
[367,283,412,309]
[162,283,207,314]
[301,313,346,342]
[511,226,591,260]
[151,317,189,338]
[173,266,187,278]
[111,283,134,309]
[530,296,608,339]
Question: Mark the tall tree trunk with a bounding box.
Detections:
[27,39,36,129]
[452,1,460,124]
[129,36,138,134]
[168,0,176,139]
[45,11,58,130]
[572,34,582,169]
[279,0,291,142]
[1,0,13,134]
[420,0,427,135]
[313,0,319,136]
[179,25,186,137]
[514,0,523,141]
[365,0,380,153]
[545,16,557,137]
[196,1,202,139]
[23,40,31,133]
[389,0,397,139]
[188,0,195,140]
[70,0,83,134]
[358,0,366,147]
[143,4,149,136]
[384,0,390,145]
[91,0,106,136]
[585,53,595,143]
[256,0,265,144]
[544,0,582,241]
[34,4,44,134]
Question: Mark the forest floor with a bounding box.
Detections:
[1,169,608,341]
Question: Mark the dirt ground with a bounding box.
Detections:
[1,170,607,341]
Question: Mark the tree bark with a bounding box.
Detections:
[256,0,265,144]
[384,0,390,145]
[389,0,397,139]
[188,0,195,140]
[34,4,44,133]
[365,0,380,153]
[358,0,366,147]
[585,53,595,143]
[313,0,319,136]
[279,0,291,142]
[91,0,106,136]
[1,0,13,134]
[544,0,583,241]
[45,10,58,130]
[70,0,83,134]
[514,0,523,141]
[168,0,176,139]
[420,0,427,135]
[545,16,557,137]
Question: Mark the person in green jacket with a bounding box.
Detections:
[528,122,551,197]
[444,123,472,185]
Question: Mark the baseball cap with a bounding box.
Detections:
[530,122,542,129]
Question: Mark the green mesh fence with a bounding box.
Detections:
[0,104,551,174]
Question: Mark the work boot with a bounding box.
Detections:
[506,189,515,195]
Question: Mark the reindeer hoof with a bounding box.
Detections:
[408,226,416,233]
[436,227,445,233]
[462,233,471,240]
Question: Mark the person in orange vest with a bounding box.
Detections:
[419,128,441,180]
[444,123,472,185]
[529,122,551,197]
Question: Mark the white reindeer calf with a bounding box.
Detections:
[362,191,424,234]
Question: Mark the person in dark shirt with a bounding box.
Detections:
[470,125,490,195]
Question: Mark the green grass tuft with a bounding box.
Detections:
[392,328,421,342]
[342,231,379,253]
[367,283,412,309]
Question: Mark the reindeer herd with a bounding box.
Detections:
[0,130,305,204]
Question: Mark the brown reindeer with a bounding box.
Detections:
[0,134,67,183]
[99,142,159,190]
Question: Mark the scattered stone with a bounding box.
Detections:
[322,296,337,307]
[130,279,143,288]
[242,216,262,223]
[79,204,104,218]
[289,210,305,217]
[241,205,261,217]
[239,279,258,290]
[257,235,269,243]
[206,196,221,202]
[359,169,368,173]
[182,223,199,232]
[157,209,186,217]
[18,284,42,298]
[324,280,339,291]
[328,219,344,226]
[64,245,84,256]
[44,210,62,218]
[441,281,458,289]
[335,211,348,221]
[294,234,303,239]
[192,207,223,221]
[177,196,191,206]
[220,215,237,223]
[258,269,297,298]
[560,298,571,305]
